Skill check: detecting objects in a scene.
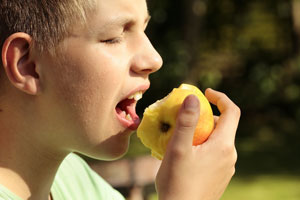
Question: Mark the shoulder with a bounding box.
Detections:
[51,153,125,200]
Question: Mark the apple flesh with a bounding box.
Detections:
[137,83,214,160]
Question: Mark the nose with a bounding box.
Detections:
[130,34,163,76]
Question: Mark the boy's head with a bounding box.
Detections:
[0,0,162,160]
[0,0,96,53]
[0,0,96,87]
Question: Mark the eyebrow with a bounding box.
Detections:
[100,12,151,31]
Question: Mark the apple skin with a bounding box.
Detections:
[137,83,214,160]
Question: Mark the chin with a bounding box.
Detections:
[83,129,133,161]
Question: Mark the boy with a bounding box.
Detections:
[0,0,241,200]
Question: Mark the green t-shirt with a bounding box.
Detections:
[0,153,125,200]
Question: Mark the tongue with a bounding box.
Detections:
[116,99,140,130]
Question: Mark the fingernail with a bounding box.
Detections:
[184,95,199,110]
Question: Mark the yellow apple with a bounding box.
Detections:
[137,83,214,160]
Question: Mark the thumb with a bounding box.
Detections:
[169,95,200,148]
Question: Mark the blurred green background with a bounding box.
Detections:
[125,0,300,199]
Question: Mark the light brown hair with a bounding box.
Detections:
[0,0,96,85]
[0,0,96,53]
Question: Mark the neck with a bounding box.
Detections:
[0,120,68,200]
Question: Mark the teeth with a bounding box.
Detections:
[120,111,126,118]
[134,92,143,101]
[128,91,143,101]
[125,114,132,121]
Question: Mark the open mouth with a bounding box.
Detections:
[115,91,143,130]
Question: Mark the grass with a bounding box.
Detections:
[145,174,300,200]
[221,174,300,200]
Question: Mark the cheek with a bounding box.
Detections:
[56,67,108,125]
[45,49,126,134]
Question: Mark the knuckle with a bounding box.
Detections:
[232,105,241,118]
[177,113,198,128]
[218,91,228,99]
[220,93,230,104]
[218,92,241,118]
[232,148,238,163]
[220,142,235,156]
[231,167,236,177]
[225,104,241,120]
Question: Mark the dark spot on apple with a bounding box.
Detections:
[160,122,171,133]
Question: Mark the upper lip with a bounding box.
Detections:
[119,83,150,103]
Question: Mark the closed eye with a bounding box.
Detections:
[101,37,122,44]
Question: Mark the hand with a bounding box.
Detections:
[155,88,241,200]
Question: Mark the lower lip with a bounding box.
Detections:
[115,109,140,130]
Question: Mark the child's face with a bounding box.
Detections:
[36,0,162,160]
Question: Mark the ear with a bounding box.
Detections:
[1,33,40,95]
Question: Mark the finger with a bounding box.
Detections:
[205,88,241,140]
[169,95,200,148]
